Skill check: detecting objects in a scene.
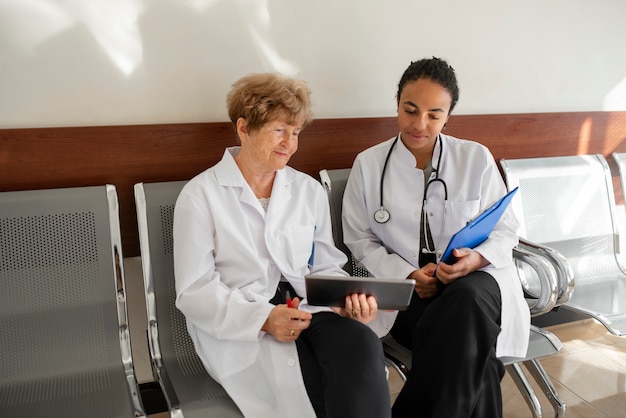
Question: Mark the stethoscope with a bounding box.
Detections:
[373,134,448,254]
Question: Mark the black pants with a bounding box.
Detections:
[391,271,504,418]
[271,282,391,418]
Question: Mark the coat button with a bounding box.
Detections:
[287,358,296,367]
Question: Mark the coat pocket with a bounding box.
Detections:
[282,225,315,271]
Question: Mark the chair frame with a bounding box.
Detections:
[107,184,148,418]
[612,151,626,218]
[135,183,183,417]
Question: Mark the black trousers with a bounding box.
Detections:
[271,282,391,418]
[391,271,504,418]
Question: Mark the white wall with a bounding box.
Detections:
[1,0,625,128]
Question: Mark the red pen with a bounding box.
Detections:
[286,290,293,308]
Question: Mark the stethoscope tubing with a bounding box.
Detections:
[374,134,447,224]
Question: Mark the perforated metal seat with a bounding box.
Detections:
[320,168,569,418]
[502,154,626,336]
[134,181,243,417]
[0,185,145,418]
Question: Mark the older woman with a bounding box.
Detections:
[173,73,391,418]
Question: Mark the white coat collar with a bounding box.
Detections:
[214,146,295,210]
[395,133,444,177]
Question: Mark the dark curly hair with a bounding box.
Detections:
[396,57,459,113]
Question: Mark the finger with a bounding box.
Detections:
[350,293,361,308]
[288,317,313,339]
[415,286,437,297]
[291,329,302,340]
[358,294,370,317]
[367,295,378,312]
[344,295,353,312]
[290,318,311,333]
[416,288,436,298]
[453,248,472,258]
[365,295,378,321]
[433,262,452,278]
[290,310,312,321]
[422,275,439,286]
[423,265,437,277]
[350,294,361,318]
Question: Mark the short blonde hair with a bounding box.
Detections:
[226,73,313,133]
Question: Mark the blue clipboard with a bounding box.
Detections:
[439,187,518,265]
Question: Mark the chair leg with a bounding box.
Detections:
[384,357,408,382]
[524,359,567,418]
[505,363,543,418]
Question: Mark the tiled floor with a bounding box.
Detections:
[502,319,626,417]
[387,318,626,417]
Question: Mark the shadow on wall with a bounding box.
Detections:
[1,0,296,76]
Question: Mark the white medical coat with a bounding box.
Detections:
[173,147,349,417]
[342,134,530,358]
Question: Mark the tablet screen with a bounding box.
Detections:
[305,275,415,310]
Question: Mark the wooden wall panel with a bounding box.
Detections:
[2,111,626,257]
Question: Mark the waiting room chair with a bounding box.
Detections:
[0,185,146,418]
[501,154,626,337]
[613,152,626,215]
[134,181,243,417]
[320,168,569,418]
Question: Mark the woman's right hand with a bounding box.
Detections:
[408,264,439,298]
[333,293,378,324]
[261,297,312,342]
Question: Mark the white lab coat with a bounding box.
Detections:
[342,134,530,358]
[173,147,349,417]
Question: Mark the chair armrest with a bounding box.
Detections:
[512,246,559,317]
[517,238,575,306]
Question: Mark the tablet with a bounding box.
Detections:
[439,187,518,265]
[305,275,415,310]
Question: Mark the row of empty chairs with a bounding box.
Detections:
[502,153,626,337]
[3,151,626,417]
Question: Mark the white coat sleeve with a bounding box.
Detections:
[173,190,274,342]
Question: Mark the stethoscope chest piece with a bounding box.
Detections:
[374,208,391,224]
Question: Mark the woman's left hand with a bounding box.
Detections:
[333,293,378,324]
[435,248,490,285]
